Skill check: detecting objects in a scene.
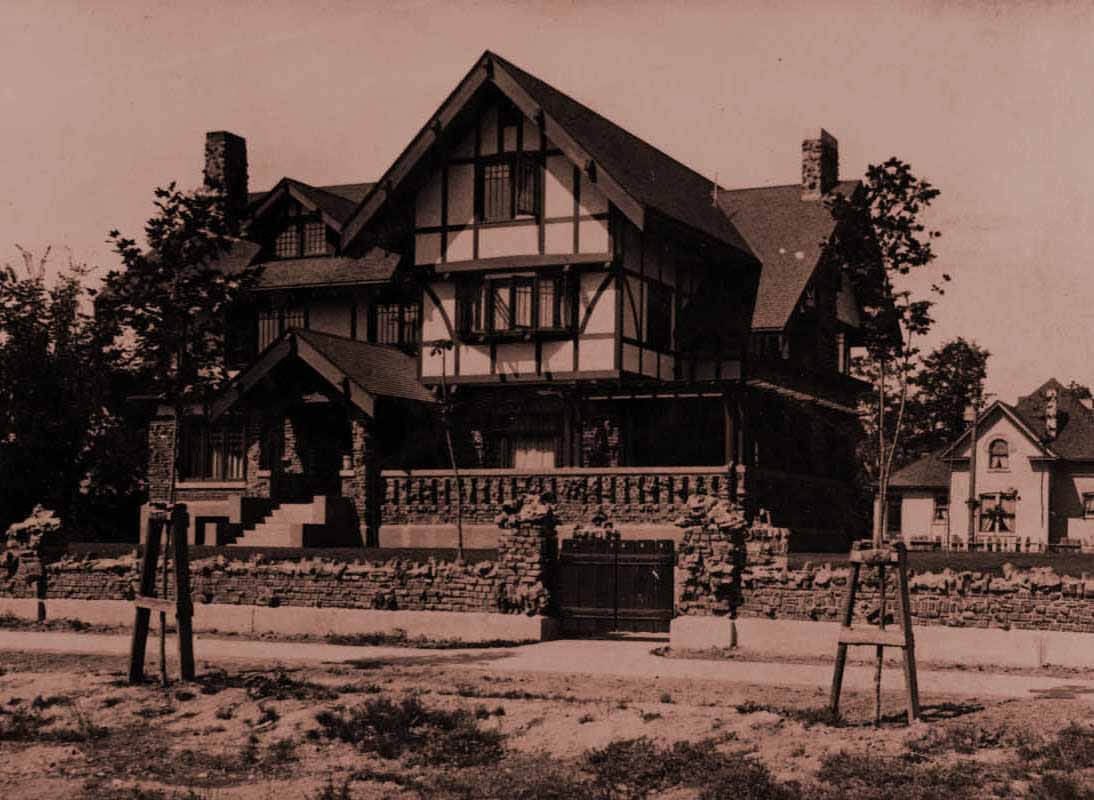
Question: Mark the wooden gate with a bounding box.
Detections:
[557,538,675,635]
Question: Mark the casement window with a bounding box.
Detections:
[1083,493,1094,519]
[979,492,1016,533]
[458,274,573,336]
[257,307,308,351]
[476,154,540,222]
[274,220,332,258]
[646,282,673,351]
[987,439,1009,471]
[374,303,420,347]
[933,493,949,522]
[180,419,246,481]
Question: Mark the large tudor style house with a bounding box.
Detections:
[888,379,1094,552]
[146,51,870,548]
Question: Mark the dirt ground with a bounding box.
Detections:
[0,645,1092,800]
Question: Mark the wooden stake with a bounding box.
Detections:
[129,513,165,683]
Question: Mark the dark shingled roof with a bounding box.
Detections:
[716,180,860,330]
[1010,378,1094,460]
[490,52,753,256]
[252,251,400,290]
[889,452,950,489]
[294,328,435,404]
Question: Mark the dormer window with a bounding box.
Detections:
[273,220,333,258]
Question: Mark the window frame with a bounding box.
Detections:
[179,418,247,482]
[272,215,334,259]
[987,438,1010,472]
[257,306,309,352]
[457,273,575,340]
[1083,493,1094,520]
[475,151,541,224]
[978,491,1017,533]
[933,493,949,523]
[372,301,421,349]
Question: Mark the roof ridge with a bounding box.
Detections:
[294,327,408,351]
[489,51,724,197]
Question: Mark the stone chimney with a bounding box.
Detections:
[802,128,838,200]
[204,131,248,225]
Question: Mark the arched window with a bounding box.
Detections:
[988,439,1009,471]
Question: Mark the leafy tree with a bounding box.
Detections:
[824,158,948,539]
[0,247,142,535]
[98,183,258,503]
[901,338,990,460]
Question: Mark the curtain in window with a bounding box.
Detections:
[492,283,511,329]
[512,436,556,470]
[979,493,1016,532]
[513,280,533,328]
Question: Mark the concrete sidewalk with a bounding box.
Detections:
[3,630,1094,702]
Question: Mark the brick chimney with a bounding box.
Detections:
[204,131,248,225]
[801,128,838,200]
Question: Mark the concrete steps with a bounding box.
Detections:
[231,498,327,547]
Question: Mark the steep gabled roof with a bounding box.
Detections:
[889,451,950,489]
[212,328,434,420]
[339,50,753,256]
[491,53,753,254]
[716,180,860,330]
[247,178,369,231]
[941,399,1059,460]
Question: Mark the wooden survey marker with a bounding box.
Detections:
[128,503,195,683]
[829,540,920,724]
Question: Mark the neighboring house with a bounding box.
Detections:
[888,378,1094,551]
[145,51,871,548]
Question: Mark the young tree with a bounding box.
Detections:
[825,158,948,541]
[98,183,258,503]
[902,338,990,460]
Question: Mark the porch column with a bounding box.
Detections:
[147,406,176,504]
[341,410,379,547]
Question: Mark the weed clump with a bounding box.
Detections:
[314,696,504,767]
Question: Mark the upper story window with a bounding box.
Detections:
[258,306,308,352]
[987,438,1009,471]
[457,274,573,337]
[476,155,539,223]
[1083,493,1094,519]
[274,220,333,258]
[374,302,420,348]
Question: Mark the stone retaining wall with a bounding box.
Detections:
[1,495,557,618]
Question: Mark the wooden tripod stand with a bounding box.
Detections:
[128,504,195,684]
[830,540,920,724]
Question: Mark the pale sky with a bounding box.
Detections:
[3,0,1093,403]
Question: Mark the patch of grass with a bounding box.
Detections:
[213,704,234,720]
[309,776,352,800]
[31,694,72,710]
[314,696,504,767]
[101,696,123,708]
[446,683,581,703]
[577,713,595,724]
[0,703,107,743]
[814,750,988,800]
[433,753,592,800]
[257,704,280,726]
[583,737,797,800]
[1033,772,1094,800]
[199,668,340,702]
[267,736,297,764]
[1019,722,1094,771]
[326,630,531,649]
[906,722,1002,756]
[735,701,841,728]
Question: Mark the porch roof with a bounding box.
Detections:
[211,328,435,419]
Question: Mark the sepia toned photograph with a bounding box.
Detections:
[1,1,1093,797]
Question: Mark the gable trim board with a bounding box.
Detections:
[940,401,1059,460]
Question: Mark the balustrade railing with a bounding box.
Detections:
[379,465,736,527]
